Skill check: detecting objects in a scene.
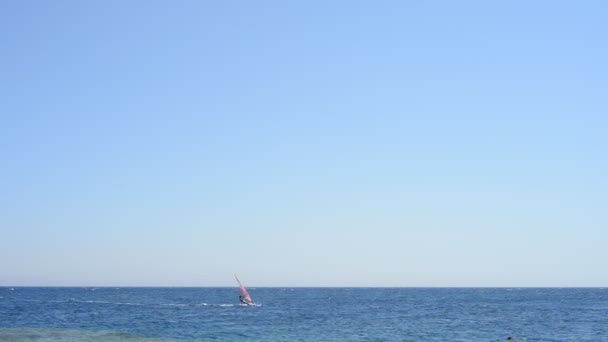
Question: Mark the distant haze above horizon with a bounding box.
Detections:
[1,1,607,287]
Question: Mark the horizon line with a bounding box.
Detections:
[2,285,606,289]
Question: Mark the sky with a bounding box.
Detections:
[1,0,607,287]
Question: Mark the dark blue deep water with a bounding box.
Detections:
[1,287,607,341]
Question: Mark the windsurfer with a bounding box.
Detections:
[235,274,254,305]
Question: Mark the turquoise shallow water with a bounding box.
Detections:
[1,287,607,341]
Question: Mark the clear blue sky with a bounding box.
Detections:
[1,1,606,287]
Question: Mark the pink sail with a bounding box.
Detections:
[234,274,254,305]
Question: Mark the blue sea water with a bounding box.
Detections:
[1,287,607,341]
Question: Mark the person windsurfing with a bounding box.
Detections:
[235,274,254,305]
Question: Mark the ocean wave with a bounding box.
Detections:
[0,328,173,341]
[159,303,188,307]
[84,300,144,306]
[9,297,253,308]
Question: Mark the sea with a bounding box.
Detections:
[1,287,606,341]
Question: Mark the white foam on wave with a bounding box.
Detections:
[160,303,188,307]
[11,297,256,308]
[78,300,143,306]
[191,303,246,307]
[109,302,141,306]
[193,303,261,307]
[83,300,107,304]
